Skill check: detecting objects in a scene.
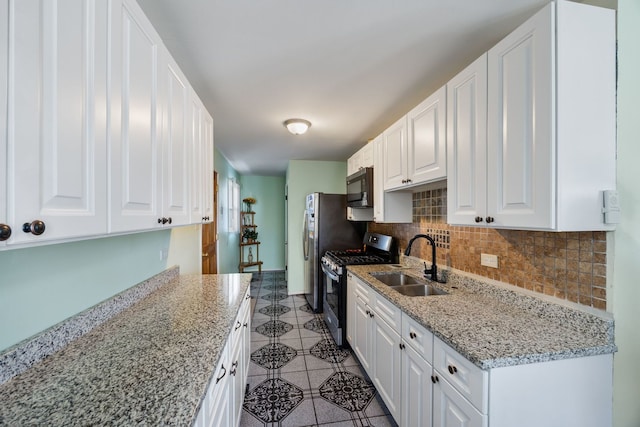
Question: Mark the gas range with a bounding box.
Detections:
[321,232,395,348]
[321,250,391,275]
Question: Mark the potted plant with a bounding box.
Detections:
[242,197,256,212]
[242,228,258,242]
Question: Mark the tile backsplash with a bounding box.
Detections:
[369,190,608,311]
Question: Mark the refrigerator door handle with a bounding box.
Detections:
[302,210,309,261]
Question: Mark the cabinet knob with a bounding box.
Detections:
[235,321,241,330]
[474,216,483,223]
[22,220,45,236]
[431,375,439,384]
[0,224,11,241]
[369,312,374,318]
[409,331,416,339]
[406,179,412,184]
[485,216,494,224]
[399,343,405,350]
[447,364,458,375]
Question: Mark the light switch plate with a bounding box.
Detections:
[481,253,499,268]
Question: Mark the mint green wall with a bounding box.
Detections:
[215,148,241,273]
[0,230,171,351]
[286,160,348,295]
[613,2,640,426]
[240,175,286,271]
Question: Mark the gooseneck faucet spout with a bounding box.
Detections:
[404,234,439,282]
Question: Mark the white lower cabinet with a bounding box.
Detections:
[401,343,433,427]
[347,273,402,419]
[346,273,613,427]
[197,289,251,427]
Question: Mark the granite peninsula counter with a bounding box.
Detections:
[347,264,616,370]
[0,272,252,426]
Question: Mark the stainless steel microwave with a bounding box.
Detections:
[346,167,374,208]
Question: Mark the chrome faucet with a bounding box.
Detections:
[404,234,441,282]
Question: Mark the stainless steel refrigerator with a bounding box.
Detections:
[302,193,364,312]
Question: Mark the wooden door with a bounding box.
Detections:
[202,172,218,273]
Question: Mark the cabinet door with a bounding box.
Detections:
[206,357,231,427]
[446,54,488,226]
[383,116,408,190]
[110,0,162,232]
[373,134,412,224]
[371,314,401,420]
[201,110,215,223]
[0,1,8,248]
[190,96,204,222]
[433,376,486,427]
[7,0,108,245]
[353,294,371,372]
[229,332,244,426]
[487,4,553,229]
[347,151,361,176]
[408,86,447,185]
[401,344,433,427]
[159,54,191,226]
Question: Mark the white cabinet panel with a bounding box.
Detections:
[201,110,215,223]
[408,86,447,185]
[110,0,161,232]
[353,293,372,372]
[0,1,8,247]
[372,134,412,224]
[487,4,553,229]
[190,96,204,222]
[382,116,407,190]
[7,0,108,245]
[433,375,486,427]
[446,54,488,226]
[371,312,401,420]
[401,344,433,427]
[159,55,191,226]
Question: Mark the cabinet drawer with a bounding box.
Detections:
[434,337,488,413]
[401,313,433,363]
[372,292,402,331]
[351,273,371,304]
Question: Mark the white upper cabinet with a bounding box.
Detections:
[110,0,162,233]
[373,134,412,224]
[446,55,488,226]
[0,2,8,247]
[384,86,447,192]
[159,53,191,227]
[449,1,615,231]
[347,142,374,176]
[407,86,447,186]
[382,116,408,190]
[190,94,214,224]
[201,110,215,223]
[6,0,109,246]
[1,0,214,251]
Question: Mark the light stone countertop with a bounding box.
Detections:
[0,273,251,426]
[347,264,616,370]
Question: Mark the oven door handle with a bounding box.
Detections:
[321,263,341,282]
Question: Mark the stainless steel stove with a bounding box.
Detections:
[321,232,396,347]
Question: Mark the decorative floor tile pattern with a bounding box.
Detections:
[241,271,397,427]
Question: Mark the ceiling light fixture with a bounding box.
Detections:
[283,118,311,135]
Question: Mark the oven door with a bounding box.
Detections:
[321,262,345,347]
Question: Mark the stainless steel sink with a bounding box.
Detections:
[390,284,448,297]
[370,272,448,297]
[370,272,423,286]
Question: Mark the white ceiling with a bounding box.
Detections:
[137,0,552,176]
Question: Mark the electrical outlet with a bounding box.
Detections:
[481,253,499,268]
[160,248,169,261]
